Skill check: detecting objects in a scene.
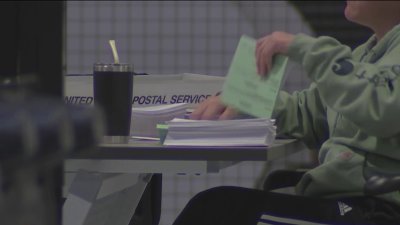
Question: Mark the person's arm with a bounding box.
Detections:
[287,33,400,138]
[273,84,329,151]
[256,31,400,138]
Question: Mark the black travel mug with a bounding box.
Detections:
[93,63,133,137]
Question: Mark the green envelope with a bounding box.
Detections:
[221,35,288,118]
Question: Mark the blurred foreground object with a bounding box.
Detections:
[0,92,104,225]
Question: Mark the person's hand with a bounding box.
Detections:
[256,31,294,76]
[189,95,239,120]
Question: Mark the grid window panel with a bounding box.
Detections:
[176,52,192,69]
[97,21,113,36]
[114,2,130,15]
[191,21,208,36]
[208,4,224,20]
[97,3,113,20]
[144,53,160,73]
[81,4,98,21]
[144,4,161,21]
[239,23,256,38]
[207,53,224,71]
[191,54,208,71]
[67,36,83,52]
[130,3,146,20]
[146,20,161,36]
[222,2,241,19]
[66,1,83,19]
[272,6,288,20]
[208,21,225,37]
[114,21,129,36]
[160,22,176,37]
[192,6,209,20]
[176,4,191,20]
[161,37,176,53]
[145,37,161,53]
[175,38,192,53]
[161,5,177,19]
[177,21,192,36]
[271,21,290,31]
[82,37,98,52]
[129,22,145,37]
[190,176,209,191]
[223,37,240,53]
[67,53,81,75]
[208,37,225,52]
[192,38,207,52]
[82,21,98,36]
[224,22,240,36]
[66,21,82,36]
[82,54,97,72]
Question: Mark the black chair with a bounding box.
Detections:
[364,172,400,196]
[262,168,400,224]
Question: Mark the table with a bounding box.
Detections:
[63,138,306,225]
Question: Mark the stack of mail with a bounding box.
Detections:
[131,103,189,138]
[162,118,276,146]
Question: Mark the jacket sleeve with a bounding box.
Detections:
[272,84,329,150]
[287,34,400,138]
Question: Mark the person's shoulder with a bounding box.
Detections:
[386,24,400,48]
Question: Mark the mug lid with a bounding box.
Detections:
[93,63,132,72]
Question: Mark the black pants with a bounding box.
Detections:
[173,186,400,225]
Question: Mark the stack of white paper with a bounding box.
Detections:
[131,103,189,138]
[163,118,276,146]
[132,103,189,115]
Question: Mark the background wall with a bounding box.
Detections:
[66,1,313,94]
[65,1,372,224]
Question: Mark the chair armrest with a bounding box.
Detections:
[365,175,400,196]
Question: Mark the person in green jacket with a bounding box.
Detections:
[173,1,400,225]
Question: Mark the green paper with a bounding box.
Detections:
[156,124,168,144]
[221,35,288,118]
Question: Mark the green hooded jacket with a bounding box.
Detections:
[272,24,400,206]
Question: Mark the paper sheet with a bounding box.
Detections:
[221,35,288,118]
